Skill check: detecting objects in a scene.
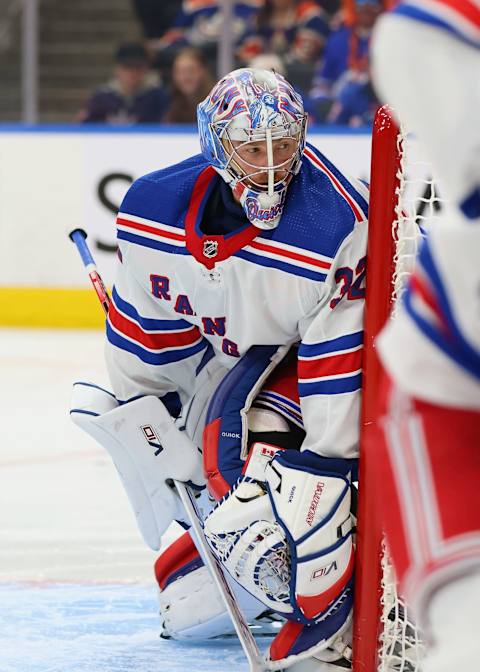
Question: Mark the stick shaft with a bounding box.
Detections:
[70,229,110,315]
[176,482,264,671]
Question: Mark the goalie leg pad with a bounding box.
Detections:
[268,585,353,667]
[155,530,268,641]
[156,531,233,640]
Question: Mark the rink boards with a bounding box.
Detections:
[0,125,372,328]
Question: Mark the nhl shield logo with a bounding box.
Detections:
[203,239,218,259]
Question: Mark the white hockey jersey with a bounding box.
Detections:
[378,216,480,409]
[105,142,369,460]
[391,0,480,49]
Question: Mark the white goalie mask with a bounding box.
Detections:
[198,68,307,230]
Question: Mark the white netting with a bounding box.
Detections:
[390,128,446,316]
[378,543,426,671]
[207,520,291,604]
[378,127,447,671]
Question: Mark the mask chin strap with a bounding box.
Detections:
[266,128,274,196]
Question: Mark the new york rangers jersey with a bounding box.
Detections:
[372,1,480,407]
[378,217,480,409]
[391,0,480,48]
[105,142,369,460]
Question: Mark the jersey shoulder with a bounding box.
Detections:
[269,142,368,260]
[119,154,209,228]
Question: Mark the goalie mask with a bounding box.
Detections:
[197,68,307,230]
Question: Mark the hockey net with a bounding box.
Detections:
[352,105,445,672]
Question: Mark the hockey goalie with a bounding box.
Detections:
[70,68,368,670]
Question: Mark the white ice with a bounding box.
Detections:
[0,328,253,672]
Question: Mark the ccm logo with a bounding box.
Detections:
[311,561,338,581]
[221,431,241,439]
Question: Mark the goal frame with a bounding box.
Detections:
[352,105,402,672]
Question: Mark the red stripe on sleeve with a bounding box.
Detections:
[304,148,364,222]
[432,0,480,26]
[249,239,331,270]
[116,217,185,243]
[409,272,450,334]
[298,348,363,380]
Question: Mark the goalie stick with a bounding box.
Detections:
[68,228,267,672]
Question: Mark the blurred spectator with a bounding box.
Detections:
[131,0,183,49]
[319,0,342,17]
[153,0,262,77]
[163,47,215,123]
[75,43,168,124]
[237,0,331,92]
[307,0,383,125]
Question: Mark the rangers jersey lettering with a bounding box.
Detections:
[106,143,369,460]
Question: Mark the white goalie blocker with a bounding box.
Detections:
[70,382,205,550]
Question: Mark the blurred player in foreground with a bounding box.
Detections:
[370,2,480,671]
[71,68,369,670]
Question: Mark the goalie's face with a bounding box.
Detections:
[224,135,300,198]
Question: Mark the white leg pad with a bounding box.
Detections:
[159,564,234,640]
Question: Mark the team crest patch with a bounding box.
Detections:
[203,240,218,258]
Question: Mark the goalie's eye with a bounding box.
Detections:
[245,146,262,155]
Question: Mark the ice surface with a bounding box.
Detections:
[0,584,251,672]
[0,329,251,672]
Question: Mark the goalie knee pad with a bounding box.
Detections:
[203,343,293,500]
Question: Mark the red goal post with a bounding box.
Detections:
[351,105,433,672]
[352,105,399,672]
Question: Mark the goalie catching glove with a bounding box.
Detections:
[203,444,354,666]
